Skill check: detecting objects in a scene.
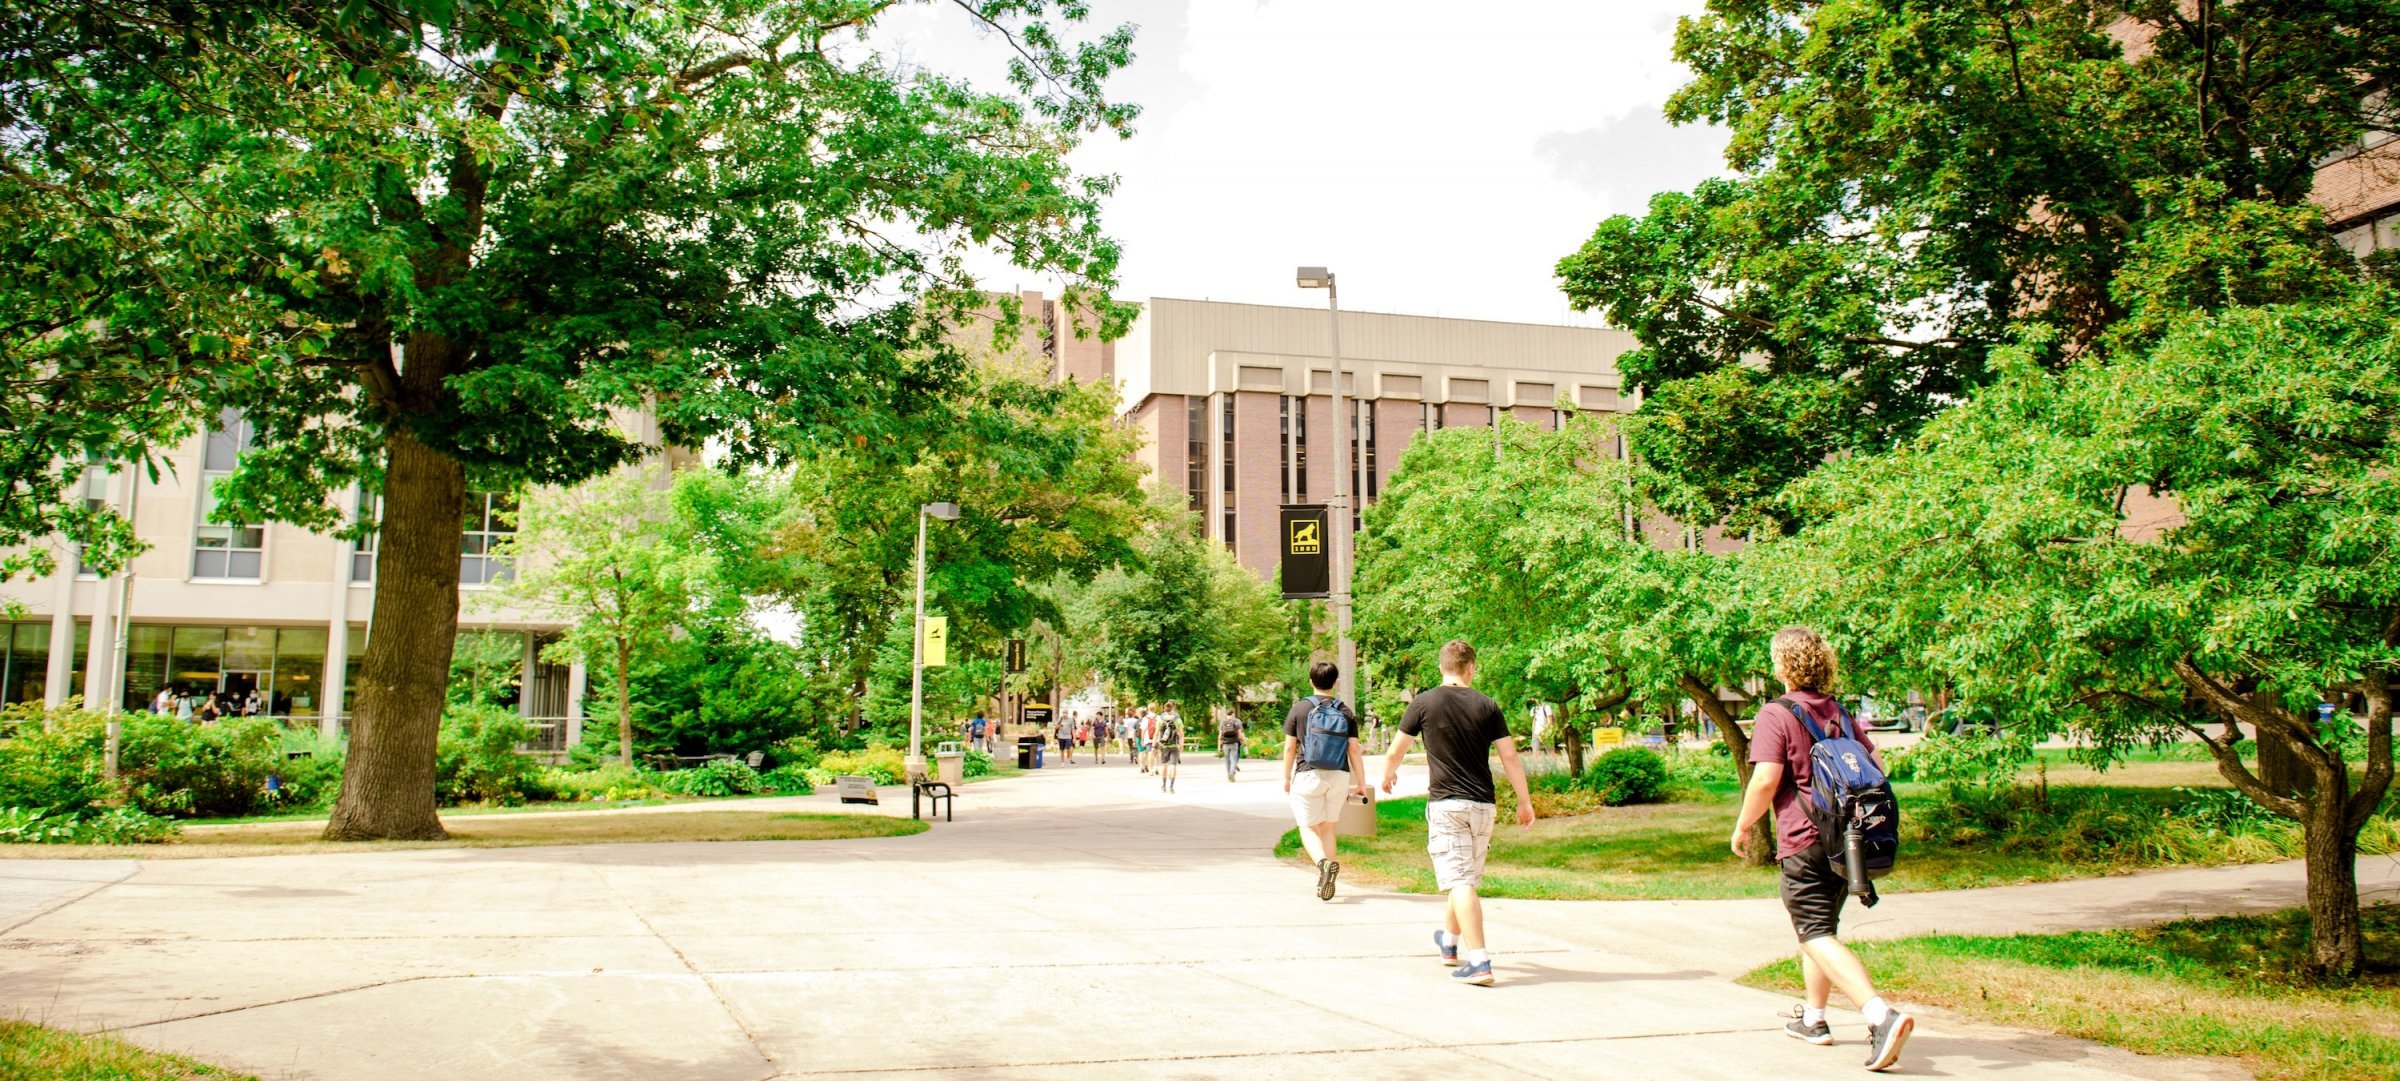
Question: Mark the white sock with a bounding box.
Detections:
[1862,997,1891,1026]
[1437,930,1458,947]
[1465,948,1488,965]
[1802,1006,1826,1027]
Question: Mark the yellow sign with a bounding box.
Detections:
[922,616,948,667]
[1594,726,1626,748]
[1288,518,1322,555]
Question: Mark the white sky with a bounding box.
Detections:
[876,0,1729,326]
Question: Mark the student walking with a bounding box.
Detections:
[1055,717,1076,764]
[1732,626,1913,1072]
[1155,706,1182,793]
[1284,662,1366,900]
[968,712,990,755]
[1219,707,1246,782]
[1381,640,1531,987]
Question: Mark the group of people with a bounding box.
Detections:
[1277,629,1913,1073]
[148,684,275,723]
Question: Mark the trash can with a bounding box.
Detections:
[935,750,965,787]
[1032,742,1045,769]
[1015,736,1036,770]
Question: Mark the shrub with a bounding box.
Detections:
[658,758,762,798]
[962,749,993,778]
[435,704,540,805]
[534,763,668,802]
[119,715,283,818]
[769,736,821,770]
[1902,727,2034,795]
[1582,747,1670,806]
[820,743,905,785]
[0,804,178,844]
[802,766,834,789]
[262,727,347,811]
[758,763,816,793]
[0,705,113,815]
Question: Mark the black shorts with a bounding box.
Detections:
[1160,746,1181,764]
[1779,842,1849,943]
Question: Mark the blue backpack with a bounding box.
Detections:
[1777,697,1900,894]
[1301,696,1354,771]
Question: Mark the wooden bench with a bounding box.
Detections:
[912,780,954,822]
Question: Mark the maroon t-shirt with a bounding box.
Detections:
[1747,690,1877,860]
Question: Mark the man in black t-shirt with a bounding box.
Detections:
[1381,640,1532,987]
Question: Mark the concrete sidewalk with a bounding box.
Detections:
[0,757,2276,1080]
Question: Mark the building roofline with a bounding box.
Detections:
[1138,296,1623,335]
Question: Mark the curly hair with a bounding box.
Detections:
[1770,626,1838,693]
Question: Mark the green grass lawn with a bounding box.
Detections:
[1282,758,2399,900]
[1738,905,2400,1081]
[2,809,928,859]
[1,1019,253,1080]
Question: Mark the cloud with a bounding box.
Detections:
[1537,107,1732,210]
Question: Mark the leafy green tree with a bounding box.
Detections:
[502,468,721,766]
[1088,509,1289,713]
[1773,203,2397,979]
[774,366,1152,726]
[1558,2,2400,532]
[0,2,1134,837]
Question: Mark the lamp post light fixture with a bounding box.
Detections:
[1295,266,1357,712]
[908,500,962,782]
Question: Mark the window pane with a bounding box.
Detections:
[273,627,327,717]
[353,552,375,582]
[193,549,225,577]
[169,626,225,694]
[228,550,261,578]
[125,625,171,712]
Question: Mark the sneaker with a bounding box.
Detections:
[1450,959,1494,986]
[1316,859,1340,901]
[1783,1005,1833,1046]
[1433,931,1458,965]
[1863,1011,1913,1071]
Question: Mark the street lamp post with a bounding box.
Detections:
[1296,267,1357,711]
[908,500,962,782]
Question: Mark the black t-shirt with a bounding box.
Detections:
[1399,685,1511,804]
[1284,695,1359,774]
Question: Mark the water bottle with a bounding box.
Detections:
[1843,824,1871,897]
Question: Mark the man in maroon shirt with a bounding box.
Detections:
[1731,626,1914,1072]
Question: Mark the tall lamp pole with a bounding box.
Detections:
[1296,267,1356,710]
[909,500,962,781]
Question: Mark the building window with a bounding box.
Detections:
[1359,400,1379,503]
[1422,401,1442,432]
[121,624,327,719]
[1281,395,1309,504]
[1220,394,1236,549]
[192,408,264,580]
[1,622,55,705]
[350,490,379,583]
[1185,395,1207,521]
[461,491,518,586]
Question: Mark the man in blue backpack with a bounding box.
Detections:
[1284,661,1367,901]
[1733,626,1913,1072]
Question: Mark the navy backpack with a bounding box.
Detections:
[1777,697,1900,900]
[1301,696,1354,771]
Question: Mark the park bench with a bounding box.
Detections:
[912,779,954,822]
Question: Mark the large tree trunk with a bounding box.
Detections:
[2301,784,2363,981]
[1564,712,1585,776]
[1682,672,1773,865]
[324,428,465,841]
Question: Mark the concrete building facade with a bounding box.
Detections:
[1101,297,1637,580]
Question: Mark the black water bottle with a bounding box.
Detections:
[1843,824,1872,897]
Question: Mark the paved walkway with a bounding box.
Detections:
[2,757,2352,1080]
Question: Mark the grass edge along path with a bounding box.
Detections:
[1736,904,2400,1081]
[1,1018,255,1080]
[1277,785,2399,901]
[0,810,928,860]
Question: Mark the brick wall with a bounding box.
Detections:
[1233,391,1283,577]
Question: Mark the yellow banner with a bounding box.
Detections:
[923,616,948,667]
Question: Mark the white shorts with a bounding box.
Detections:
[1289,769,1352,827]
[1426,799,1497,892]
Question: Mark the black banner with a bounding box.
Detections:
[1005,638,1027,673]
[1280,504,1330,599]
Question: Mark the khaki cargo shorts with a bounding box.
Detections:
[1289,768,1351,827]
[1426,798,1497,892]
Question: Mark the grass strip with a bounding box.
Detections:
[1736,905,2400,1081]
[0,1019,254,1080]
[1,810,927,859]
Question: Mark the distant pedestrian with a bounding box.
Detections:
[1285,662,1365,900]
[151,686,174,716]
[1381,640,1531,987]
[1086,716,1108,764]
[1218,707,1246,782]
[968,712,990,755]
[1733,626,1912,1070]
[1155,704,1181,793]
[1055,717,1075,764]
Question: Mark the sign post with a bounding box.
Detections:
[1280,504,1330,600]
